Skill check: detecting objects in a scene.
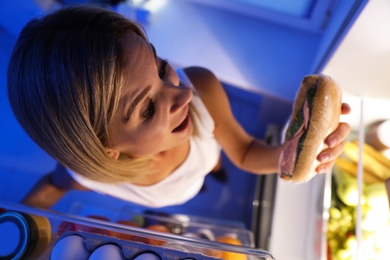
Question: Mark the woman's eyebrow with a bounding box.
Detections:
[124,86,151,122]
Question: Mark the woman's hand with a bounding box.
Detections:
[316,103,351,173]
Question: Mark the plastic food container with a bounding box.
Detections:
[0,200,275,260]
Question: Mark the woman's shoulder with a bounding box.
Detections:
[183,67,230,126]
[51,164,89,190]
[183,66,221,94]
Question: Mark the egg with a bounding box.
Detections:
[51,235,90,260]
[133,252,161,260]
[89,244,125,260]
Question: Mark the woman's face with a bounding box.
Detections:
[106,33,193,158]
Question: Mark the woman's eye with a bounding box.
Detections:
[142,100,155,120]
[158,59,168,79]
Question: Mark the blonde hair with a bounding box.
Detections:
[7,6,175,183]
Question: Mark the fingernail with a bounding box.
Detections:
[327,137,337,147]
[318,154,330,162]
[317,166,326,174]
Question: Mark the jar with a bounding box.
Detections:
[365,120,390,151]
[0,210,51,259]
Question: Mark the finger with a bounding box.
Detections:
[341,103,351,115]
[317,142,345,163]
[325,122,351,148]
[316,161,336,174]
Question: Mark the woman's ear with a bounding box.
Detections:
[105,148,120,160]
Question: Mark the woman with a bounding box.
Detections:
[7,6,351,208]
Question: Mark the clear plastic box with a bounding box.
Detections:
[0,200,275,259]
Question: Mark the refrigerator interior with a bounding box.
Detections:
[0,0,374,259]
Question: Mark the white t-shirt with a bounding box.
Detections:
[67,69,221,207]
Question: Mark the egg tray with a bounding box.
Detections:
[57,231,220,260]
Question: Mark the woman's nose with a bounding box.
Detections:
[167,84,193,113]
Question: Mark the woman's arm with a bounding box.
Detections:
[185,66,280,174]
[185,66,350,175]
[21,164,88,209]
[21,172,68,209]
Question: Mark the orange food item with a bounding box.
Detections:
[57,221,77,236]
[75,215,114,236]
[112,220,140,241]
[216,235,247,260]
[145,224,170,246]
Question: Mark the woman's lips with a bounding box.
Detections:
[172,114,190,133]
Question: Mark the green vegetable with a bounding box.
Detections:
[295,85,317,162]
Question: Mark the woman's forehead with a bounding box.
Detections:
[119,33,156,78]
[120,33,154,62]
[118,33,157,97]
